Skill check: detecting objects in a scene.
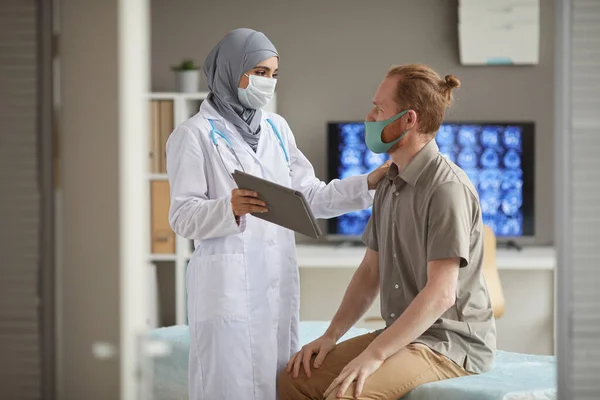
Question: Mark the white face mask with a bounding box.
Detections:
[237,74,277,109]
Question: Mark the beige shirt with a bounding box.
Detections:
[362,139,496,373]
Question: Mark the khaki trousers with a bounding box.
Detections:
[278,333,471,400]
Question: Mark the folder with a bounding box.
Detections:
[232,170,322,239]
[158,101,174,173]
[149,101,161,173]
[151,180,176,254]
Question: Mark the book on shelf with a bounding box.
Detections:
[151,180,176,254]
[149,100,174,174]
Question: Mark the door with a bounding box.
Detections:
[0,0,50,398]
[556,0,600,398]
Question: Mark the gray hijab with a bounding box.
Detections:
[203,28,278,152]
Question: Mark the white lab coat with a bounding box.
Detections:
[166,101,373,400]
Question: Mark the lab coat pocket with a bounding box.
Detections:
[193,253,247,322]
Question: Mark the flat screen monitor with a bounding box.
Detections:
[327,121,535,240]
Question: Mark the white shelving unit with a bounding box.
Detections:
[147,173,168,181]
[148,92,209,326]
[148,91,277,326]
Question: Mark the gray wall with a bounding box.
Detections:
[151,0,555,245]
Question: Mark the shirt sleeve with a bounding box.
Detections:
[426,182,474,268]
[361,190,379,251]
[361,215,379,251]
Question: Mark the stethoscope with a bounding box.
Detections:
[208,118,291,178]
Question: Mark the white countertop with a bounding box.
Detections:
[296,244,555,271]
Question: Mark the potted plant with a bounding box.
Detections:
[172,59,200,93]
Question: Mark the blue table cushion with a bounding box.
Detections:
[402,351,556,400]
[146,322,556,400]
[146,325,190,400]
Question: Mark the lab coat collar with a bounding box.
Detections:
[200,100,271,129]
[200,100,272,170]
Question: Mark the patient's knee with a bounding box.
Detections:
[277,367,301,399]
[278,361,332,399]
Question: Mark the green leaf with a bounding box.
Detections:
[172,59,199,71]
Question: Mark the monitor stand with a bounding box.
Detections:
[496,239,523,251]
[333,240,365,248]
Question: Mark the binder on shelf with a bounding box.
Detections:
[148,100,175,174]
[151,180,176,254]
[149,101,161,173]
[158,100,174,174]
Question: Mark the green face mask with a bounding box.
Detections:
[364,110,409,154]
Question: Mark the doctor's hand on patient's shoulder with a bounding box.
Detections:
[231,189,268,217]
[367,160,392,190]
[286,335,337,379]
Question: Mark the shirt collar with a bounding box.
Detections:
[387,139,439,187]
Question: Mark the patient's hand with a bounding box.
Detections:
[367,160,392,190]
[286,335,337,379]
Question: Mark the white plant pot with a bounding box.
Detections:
[175,70,199,93]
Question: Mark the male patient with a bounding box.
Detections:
[278,64,496,400]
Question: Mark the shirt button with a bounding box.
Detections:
[393,253,397,258]
[395,284,399,289]
[390,313,396,318]
[395,192,399,197]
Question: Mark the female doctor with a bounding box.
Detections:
[166,28,388,400]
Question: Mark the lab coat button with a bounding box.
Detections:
[390,313,396,318]
[394,284,399,289]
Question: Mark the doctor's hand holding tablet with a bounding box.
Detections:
[231,188,268,217]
